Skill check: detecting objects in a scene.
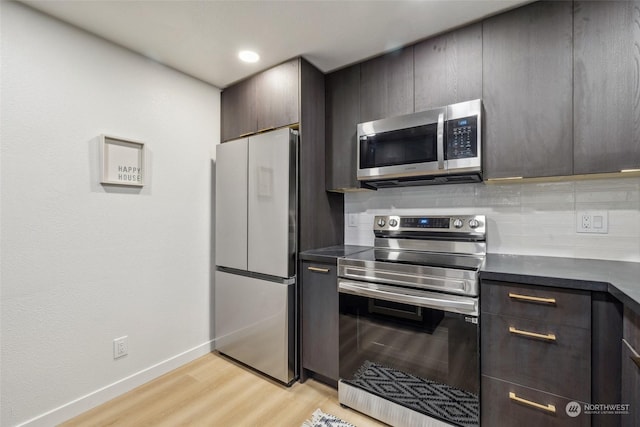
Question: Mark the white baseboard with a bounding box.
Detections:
[16,339,216,427]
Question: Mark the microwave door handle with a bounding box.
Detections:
[437,112,445,170]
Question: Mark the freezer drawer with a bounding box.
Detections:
[214,269,296,384]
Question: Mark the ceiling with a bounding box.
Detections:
[22,0,531,89]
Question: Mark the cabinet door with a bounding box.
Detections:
[326,64,360,191]
[483,1,573,179]
[622,307,640,427]
[215,138,248,270]
[574,1,640,174]
[414,23,482,111]
[301,261,339,382]
[360,47,414,122]
[256,59,299,131]
[221,78,257,142]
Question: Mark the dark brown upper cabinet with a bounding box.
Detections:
[483,1,573,179]
[256,60,299,132]
[325,64,361,192]
[360,46,414,123]
[574,1,640,175]
[221,77,257,142]
[221,58,299,142]
[414,23,482,111]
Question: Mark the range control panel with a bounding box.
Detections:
[373,215,486,234]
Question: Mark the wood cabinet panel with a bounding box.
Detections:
[325,64,360,191]
[481,376,591,427]
[256,59,299,131]
[482,312,591,402]
[483,1,573,179]
[360,47,414,122]
[301,261,339,383]
[622,306,640,427]
[221,78,257,142]
[481,280,591,329]
[414,23,482,111]
[299,59,344,252]
[574,1,640,174]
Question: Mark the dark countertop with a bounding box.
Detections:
[299,246,640,314]
[299,245,371,264]
[481,254,640,315]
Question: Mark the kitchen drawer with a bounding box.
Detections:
[481,280,591,329]
[482,312,591,402]
[481,375,590,427]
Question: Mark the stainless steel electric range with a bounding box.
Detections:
[338,214,486,427]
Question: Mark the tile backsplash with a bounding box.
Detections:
[344,177,640,262]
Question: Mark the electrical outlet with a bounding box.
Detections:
[114,336,128,359]
[576,211,608,234]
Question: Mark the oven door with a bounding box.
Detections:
[357,107,446,181]
[338,279,479,427]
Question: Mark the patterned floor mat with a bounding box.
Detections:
[343,361,479,427]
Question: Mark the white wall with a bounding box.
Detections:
[1,3,220,426]
[345,178,640,262]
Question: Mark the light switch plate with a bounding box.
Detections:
[576,211,608,234]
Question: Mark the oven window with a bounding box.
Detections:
[339,292,479,426]
[359,123,438,169]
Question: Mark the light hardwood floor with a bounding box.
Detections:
[60,353,386,427]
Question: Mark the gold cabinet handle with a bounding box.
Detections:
[509,392,556,414]
[238,131,254,138]
[509,326,557,341]
[508,292,556,305]
[307,267,330,273]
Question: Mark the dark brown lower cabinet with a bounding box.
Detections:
[481,280,623,427]
[482,376,590,426]
[621,307,640,427]
[301,260,338,385]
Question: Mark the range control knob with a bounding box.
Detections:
[453,219,464,229]
[389,218,398,227]
[469,219,480,229]
[377,218,386,227]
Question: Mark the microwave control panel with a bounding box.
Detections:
[446,115,478,160]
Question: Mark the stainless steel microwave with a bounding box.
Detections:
[357,99,482,188]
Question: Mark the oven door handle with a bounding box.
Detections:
[338,280,478,316]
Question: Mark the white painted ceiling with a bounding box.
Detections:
[22,0,530,89]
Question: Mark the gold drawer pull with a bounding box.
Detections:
[508,292,556,304]
[307,267,330,273]
[509,392,556,414]
[509,326,557,341]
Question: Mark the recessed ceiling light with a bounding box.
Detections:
[238,50,260,63]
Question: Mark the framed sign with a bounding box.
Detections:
[100,135,145,186]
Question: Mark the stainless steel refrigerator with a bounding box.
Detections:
[214,127,297,385]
